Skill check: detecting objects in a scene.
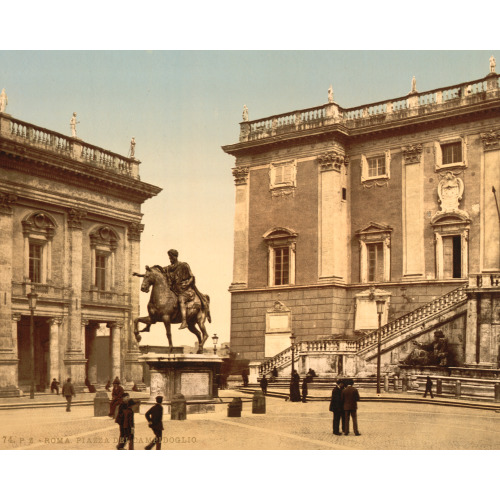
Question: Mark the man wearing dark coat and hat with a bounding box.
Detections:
[109,377,124,418]
[145,396,164,450]
[115,393,134,449]
[329,379,345,435]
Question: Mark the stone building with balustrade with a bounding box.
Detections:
[222,62,500,382]
[0,111,161,396]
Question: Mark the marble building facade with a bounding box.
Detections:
[0,111,161,396]
[222,66,500,375]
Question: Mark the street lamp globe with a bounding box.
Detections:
[27,291,38,310]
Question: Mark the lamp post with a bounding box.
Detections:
[290,333,296,375]
[27,291,38,400]
[376,299,385,395]
[212,333,218,355]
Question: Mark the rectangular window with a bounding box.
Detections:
[443,235,462,278]
[274,164,293,185]
[274,247,290,286]
[367,242,384,282]
[95,253,107,290]
[29,242,43,283]
[367,156,386,178]
[441,142,462,165]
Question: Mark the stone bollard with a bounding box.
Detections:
[401,375,408,392]
[393,376,399,392]
[384,375,389,392]
[436,379,443,395]
[495,383,500,403]
[93,391,110,417]
[227,397,242,417]
[252,390,266,414]
[455,380,461,397]
[171,393,187,420]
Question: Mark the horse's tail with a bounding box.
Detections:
[205,294,211,323]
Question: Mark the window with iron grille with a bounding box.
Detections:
[368,156,386,177]
[441,142,462,165]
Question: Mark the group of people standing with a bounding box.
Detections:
[289,368,316,403]
[108,377,164,450]
[329,378,361,436]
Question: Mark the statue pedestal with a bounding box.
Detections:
[139,352,222,415]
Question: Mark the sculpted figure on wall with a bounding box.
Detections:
[437,171,464,212]
[401,330,450,367]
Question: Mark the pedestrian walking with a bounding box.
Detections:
[341,379,361,436]
[289,370,301,402]
[115,392,130,449]
[62,378,75,412]
[260,374,268,395]
[118,399,135,450]
[424,376,434,398]
[329,379,345,435]
[145,396,164,450]
[301,377,308,403]
[50,378,60,395]
[109,377,124,418]
[242,370,249,387]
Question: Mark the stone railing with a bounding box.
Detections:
[0,115,139,179]
[357,285,468,353]
[239,74,500,142]
[258,338,358,375]
[11,281,69,300]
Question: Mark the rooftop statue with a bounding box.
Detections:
[242,105,248,122]
[401,330,450,367]
[70,112,79,138]
[0,88,8,113]
[328,85,334,103]
[133,250,211,353]
[490,55,496,74]
[130,137,136,158]
[410,76,417,94]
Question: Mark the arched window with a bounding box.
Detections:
[263,227,298,287]
[89,226,119,291]
[22,212,57,283]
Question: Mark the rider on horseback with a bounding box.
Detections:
[163,249,210,329]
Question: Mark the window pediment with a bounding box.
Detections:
[90,226,119,250]
[22,212,57,239]
[356,222,393,242]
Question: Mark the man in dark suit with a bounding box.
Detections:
[115,392,130,449]
[62,378,75,412]
[119,398,135,450]
[145,396,164,450]
[260,375,269,395]
[341,379,361,436]
[329,379,345,435]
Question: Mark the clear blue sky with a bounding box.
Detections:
[0,50,496,346]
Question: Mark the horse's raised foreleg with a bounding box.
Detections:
[134,315,155,342]
[187,323,203,353]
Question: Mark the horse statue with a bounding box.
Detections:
[133,265,210,354]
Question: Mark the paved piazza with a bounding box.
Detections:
[0,392,498,450]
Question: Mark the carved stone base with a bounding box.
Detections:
[140,353,222,414]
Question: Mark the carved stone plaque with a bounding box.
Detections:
[180,372,210,397]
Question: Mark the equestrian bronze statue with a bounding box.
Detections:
[132,250,211,354]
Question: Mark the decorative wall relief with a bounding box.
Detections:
[437,171,465,214]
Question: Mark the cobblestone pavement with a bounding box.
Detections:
[1,390,499,450]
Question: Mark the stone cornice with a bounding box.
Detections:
[0,137,162,203]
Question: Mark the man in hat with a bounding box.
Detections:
[163,249,209,329]
[115,392,131,449]
[50,378,60,395]
[329,379,345,435]
[341,379,361,436]
[145,396,164,450]
[62,378,75,412]
[109,377,124,418]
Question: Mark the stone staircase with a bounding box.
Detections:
[257,284,468,375]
